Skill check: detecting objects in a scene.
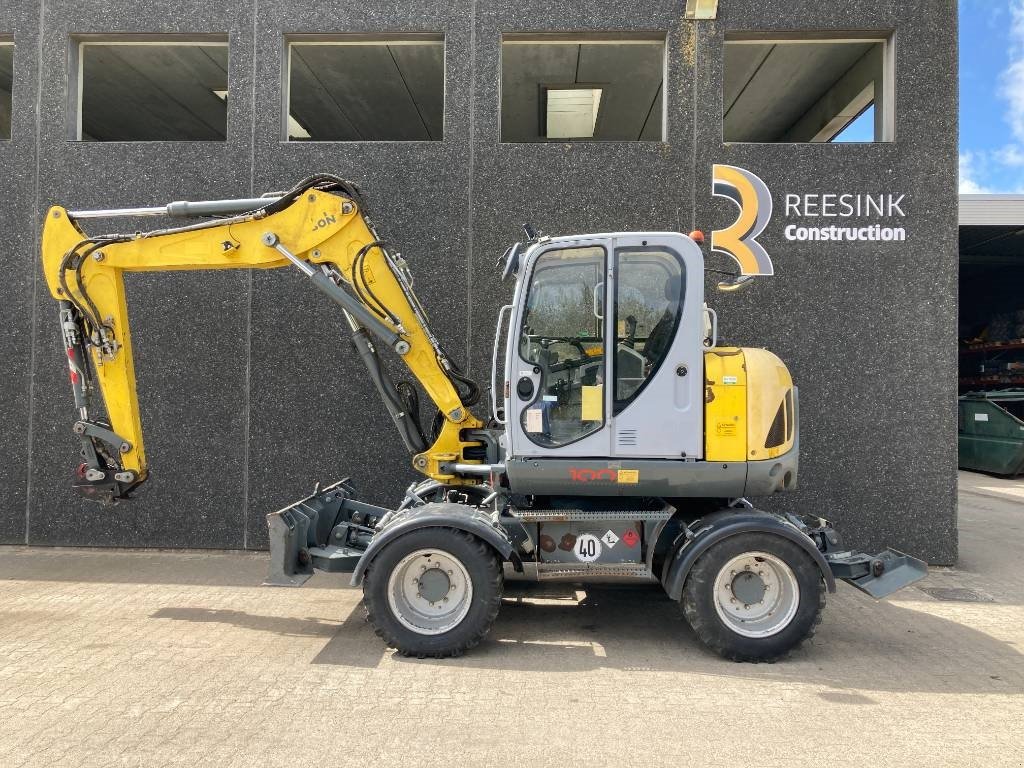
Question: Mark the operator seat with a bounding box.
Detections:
[643,277,679,363]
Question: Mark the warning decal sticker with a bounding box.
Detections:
[622,530,640,548]
[601,530,619,548]
[525,407,543,433]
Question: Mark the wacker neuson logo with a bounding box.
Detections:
[710,164,908,276]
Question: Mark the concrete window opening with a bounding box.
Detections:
[501,36,665,142]
[724,36,893,143]
[0,42,12,140]
[74,39,229,141]
[286,37,444,141]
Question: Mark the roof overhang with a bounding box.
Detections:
[959,195,1024,266]
[960,194,1024,226]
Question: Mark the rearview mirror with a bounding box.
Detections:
[500,242,522,282]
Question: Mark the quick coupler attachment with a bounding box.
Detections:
[264,479,388,587]
[71,422,140,504]
[73,464,136,504]
[825,548,928,599]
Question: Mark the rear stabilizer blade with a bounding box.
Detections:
[826,548,928,599]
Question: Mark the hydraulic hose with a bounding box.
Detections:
[349,325,427,454]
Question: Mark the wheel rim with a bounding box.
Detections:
[386,548,474,636]
[712,551,800,638]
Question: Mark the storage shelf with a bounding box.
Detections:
[960,339,1024,355]
[959,375,1024,387]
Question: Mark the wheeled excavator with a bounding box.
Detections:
[40,174,927,661]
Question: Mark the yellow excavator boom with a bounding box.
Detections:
[40,176,483,501]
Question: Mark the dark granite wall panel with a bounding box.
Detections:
[244,0,475,547]
[2,0,957,563]
[689,0,958,564]
[0,1,41,544]
[25,0,256,547]
[469,1,696,382]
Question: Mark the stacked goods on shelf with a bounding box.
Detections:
[984,309,1024,343]
[959,311,1024,390]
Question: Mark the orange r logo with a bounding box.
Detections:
[711,165,774,276]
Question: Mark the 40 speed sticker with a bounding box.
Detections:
[574,533,602,562]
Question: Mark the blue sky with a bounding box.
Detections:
[960,0,1024,193]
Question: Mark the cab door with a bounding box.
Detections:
[608,234,703,459]
[506,238,612,459]
[505,233,704,460]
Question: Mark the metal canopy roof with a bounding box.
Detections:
[500,41,663,142]
[959,194,1024,226]
[960,195,1024,266]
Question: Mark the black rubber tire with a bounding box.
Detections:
[681,532,825,663]
[363,527,503,658]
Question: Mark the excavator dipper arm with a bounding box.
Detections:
[40,176,484,503]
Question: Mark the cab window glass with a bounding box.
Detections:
[614,248,684,412]
[518,246,605,447]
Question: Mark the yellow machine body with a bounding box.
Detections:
[36,177,932,664]
[704,347,795,463]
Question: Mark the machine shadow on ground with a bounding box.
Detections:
[146,581,1023,693]
[396,584,1023,695]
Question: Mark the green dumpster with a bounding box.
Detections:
[958,390,1024,476]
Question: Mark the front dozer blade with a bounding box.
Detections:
[264,479,384,587]
[825,548,928,599]
[264,479,355,587]
[264,506,315,587]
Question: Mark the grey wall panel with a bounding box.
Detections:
[693,0,958,563]
[470,0,695,379]
[26,0,256,547]
[244,0,474,547]
[3,0,958,563]
[0,1,41,544]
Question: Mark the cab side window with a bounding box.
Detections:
[518,246,606,447]
[614,248,684,412]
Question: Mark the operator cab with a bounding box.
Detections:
[499,232,707,461]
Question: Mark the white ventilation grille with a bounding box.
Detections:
[617,429,638,447]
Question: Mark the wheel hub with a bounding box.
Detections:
[386,549,473,636]
[417,566,451,603]
[713,551,800,638]
[731,570,767,605]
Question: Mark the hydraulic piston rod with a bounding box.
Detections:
[68,196,285,220]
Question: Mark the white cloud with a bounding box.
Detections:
[1004,1,1024,141]
[996,143,1024,166]
[959,152,994,194]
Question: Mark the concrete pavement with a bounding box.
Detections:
[0,472,1021,767]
